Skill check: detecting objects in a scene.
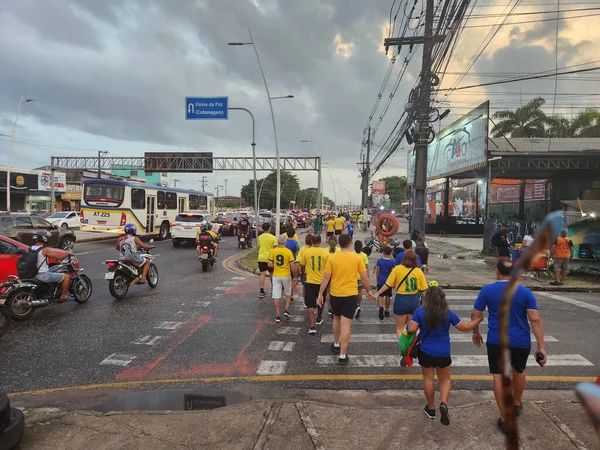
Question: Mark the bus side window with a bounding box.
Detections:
[157,191,166,209]
[131,189,146,210]
[166,192,177,210]
[189,194,199,210]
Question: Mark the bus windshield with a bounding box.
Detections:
[84,183,125,206]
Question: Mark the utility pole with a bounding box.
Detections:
[384,0,437,233]
[359,127,371,230]
[200,176,208,191]
[224,179,228,196]
[215,185,224,207]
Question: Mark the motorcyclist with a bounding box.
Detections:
[197,225,217,260]
[31,231,72,300]
[236,214,252,248]
[116,224,155,283]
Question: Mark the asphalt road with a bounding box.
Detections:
[1,236,598,405]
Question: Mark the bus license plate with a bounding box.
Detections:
[104,272,115,280]
[200,253,208,259]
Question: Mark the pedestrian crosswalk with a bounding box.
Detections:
[256,290,597,376]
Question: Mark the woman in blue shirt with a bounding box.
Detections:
[407,283,483,426]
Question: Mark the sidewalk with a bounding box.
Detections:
[13,389,599,449]
[350,222,600,293]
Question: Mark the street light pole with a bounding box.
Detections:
[228,30,284,236]
[7,95,33,211]
[229,107,258,216]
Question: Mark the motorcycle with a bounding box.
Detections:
[0,255,92,321]
[197,240,216,272]
[104,243,159,299]
[237,231,251,249]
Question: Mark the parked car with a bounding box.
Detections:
[170,212,213,247]
[45,211,81,229]
[0,215,76,250]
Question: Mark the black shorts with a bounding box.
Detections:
[258,262,273,273]
[377,284,393,298]
[304,283,327,308]
[487,343,530,374]
[326,231,334,238]
[418,350,452,369]
[334,230,342,236]
[330,295,358,320]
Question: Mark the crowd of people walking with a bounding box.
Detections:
[255,215,547,431]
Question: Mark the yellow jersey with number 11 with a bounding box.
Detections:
[299,246,330,285]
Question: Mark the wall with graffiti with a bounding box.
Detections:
[568,219,600,259]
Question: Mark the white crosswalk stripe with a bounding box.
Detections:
[256,360,287,375]
[316,354,594,367]
[320,334,559,343]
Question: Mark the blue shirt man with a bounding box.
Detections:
[395,239,423,268]
[285,238,300,259]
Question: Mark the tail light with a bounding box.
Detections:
[0,285,10,295]
[120,212,126,226]
[172,222,181,227]
[203,246,209,250]
[107,261,116,268]
[80,211,84,223]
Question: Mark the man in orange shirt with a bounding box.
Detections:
[550,230,574,285]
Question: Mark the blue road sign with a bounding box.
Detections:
[185,97,228,120]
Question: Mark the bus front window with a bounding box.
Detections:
[84,184,125,206]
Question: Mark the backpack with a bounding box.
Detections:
[415,243,429,264]
[16,247,44,279]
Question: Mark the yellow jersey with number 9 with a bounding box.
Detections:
[268,246,296,277]
[299,246,330,285]
[385,265,428,294]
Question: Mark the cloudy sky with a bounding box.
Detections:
[1,0,598,205]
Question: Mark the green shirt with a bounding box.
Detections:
[314,218,322,228]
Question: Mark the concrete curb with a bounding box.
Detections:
[76,235,118,244]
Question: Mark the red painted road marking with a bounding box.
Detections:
[170,317,271,377]
[225,279,256,296]
[115,315,212,381]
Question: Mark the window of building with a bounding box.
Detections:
[130,170,139,176]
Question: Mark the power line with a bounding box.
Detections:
[449,11,600,28]
[438,66,600,91]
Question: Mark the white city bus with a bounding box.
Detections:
[80,179,214,239]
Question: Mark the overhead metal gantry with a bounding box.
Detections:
[49,155,322,212]
[51,156,320,172]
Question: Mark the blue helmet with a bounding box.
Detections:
[123,224,137,235]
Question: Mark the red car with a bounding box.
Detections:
[0,235,75,283]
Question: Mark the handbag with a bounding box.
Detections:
[409,329,430,359]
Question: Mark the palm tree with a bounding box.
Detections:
[569,108,600,137]
[491,97,548,138]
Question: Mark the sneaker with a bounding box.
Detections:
[385,310,390,317]
[440,402,450,426]
[378,307,384,320]
[316,318,323,325]
[515,404,523,417]
[497,418,505,433]
[338,355,349,365]
[328,309,333,318]
[330,342,341,354]
[424,405,435,419]
[354,306,361,319]
[308,327,317,335]
[550,281,560,285]
[275,316,281,323]
[260,291,266,299]
[284,310,291,319]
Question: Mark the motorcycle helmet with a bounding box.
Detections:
[207,224,213,230]
[201,226,208,232]
[124,223,137,235]
[33,230,51,244]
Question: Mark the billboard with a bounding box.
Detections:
[490,179,551,203]
[144,152,213,173]
[408,101,489,184]
[38,171,67,193]
[372,180,386,206]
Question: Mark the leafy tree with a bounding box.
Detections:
[240,171,300,210]
[382,175,407,209]
[569,108,600,137]
[491,97,548,138]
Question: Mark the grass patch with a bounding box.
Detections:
[239,249,259,271]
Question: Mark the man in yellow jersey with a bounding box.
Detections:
[334,214,346,236]
[318,234,371,364]
[326,215,336,239]
[257,222,277,299]
[299,234,329,334]
[268,235,298,323]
